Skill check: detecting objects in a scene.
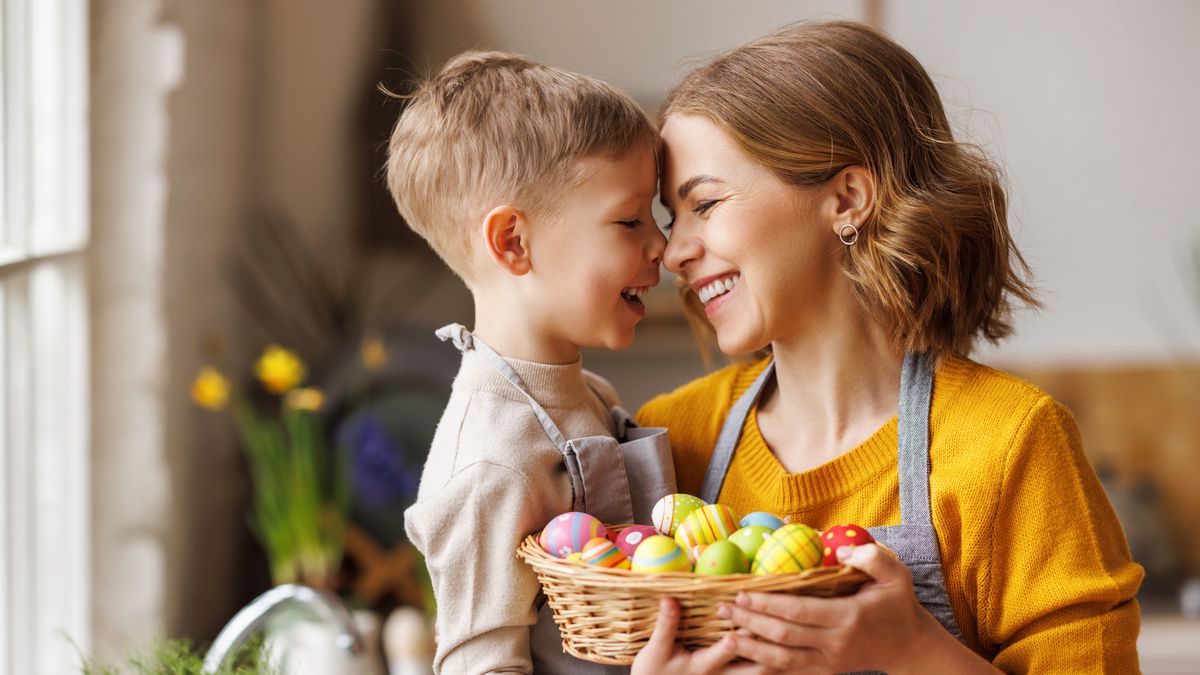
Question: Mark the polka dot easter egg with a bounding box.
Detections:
[739,511,785,531]
[651,493,706,536]
[615,525,659,558]
[539,512,610,558]
[581,537,631,570]
[674,504,739,549]
[687,544,709,565]
[752,523,823,575]
[820,524,875,566]
[630,535,692,573]
[695,540,750,576]
[728,525,774,562]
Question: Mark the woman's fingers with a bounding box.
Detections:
[733,591,844,627]
[720,601,827,648]
[839,543,910,587]
[729,633,824,672]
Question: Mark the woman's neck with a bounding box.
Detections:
[757,309,903,474]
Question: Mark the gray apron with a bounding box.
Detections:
[699,353,964,673]
[436,324,676,674]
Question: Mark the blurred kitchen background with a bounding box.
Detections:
[2,0,1199,672]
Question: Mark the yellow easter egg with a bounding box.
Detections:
[674,504,739,549]
[752,523,823,575]
[630,535,692,573]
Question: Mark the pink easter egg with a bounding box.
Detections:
[539,512,610,558]
[615,525,660,558]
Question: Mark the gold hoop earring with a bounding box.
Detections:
[838,223,859,246]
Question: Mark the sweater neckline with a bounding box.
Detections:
[740,403,899,511]
[454,348,601,410]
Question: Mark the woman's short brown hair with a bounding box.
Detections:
[663,20,1037,359]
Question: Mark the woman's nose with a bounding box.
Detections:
[662,228,700,274]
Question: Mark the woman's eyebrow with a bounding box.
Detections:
[676,174,722,201]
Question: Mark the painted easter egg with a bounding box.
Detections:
[674,504,739,549]
[581,537,631,570]
[539,512,610,558]
[687,544,709,565]
[820,524,876,566]
[752,523,823,575]
[630,535,692,573]
[727,525,774,562]
[615,525,660,558]
[651,493,707,536]
[695,540,750,575]
[566,552,584,563]
[740,511,786,531]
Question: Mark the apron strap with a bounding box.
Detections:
[897,352,935,527]
[435,323,570,453]
[698,360,775,503]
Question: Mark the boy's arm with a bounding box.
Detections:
[980,397,1144,671]
[405,461,549,674]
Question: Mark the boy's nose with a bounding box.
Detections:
[646,227,666,265]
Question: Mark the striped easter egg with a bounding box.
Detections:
[651,493,707,536]
[630,535,692,573]
[674,504,739,549]
[581,537,631,570]
[752,523,823,575]
[539,512,610,558]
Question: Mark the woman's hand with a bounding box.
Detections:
[719,544,1001,674]
[631,597,775,675]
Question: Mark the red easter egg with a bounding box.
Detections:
[615,525,659,558]
[820,524,875,566]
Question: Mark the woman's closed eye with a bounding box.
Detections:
[616,219,642,230]
[692,199,720,216]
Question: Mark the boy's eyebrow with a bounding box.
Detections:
[676,175,722,201]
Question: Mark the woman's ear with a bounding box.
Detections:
[828,165,876,233]
[480,204,532,276]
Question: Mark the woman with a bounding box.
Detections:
[630,21,1142,674]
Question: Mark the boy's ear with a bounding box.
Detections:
[480,204,532,276]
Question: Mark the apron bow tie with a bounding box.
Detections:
[435,323,474,352]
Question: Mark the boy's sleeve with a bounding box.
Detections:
[980,397,1144,672]
[404,461,549,674]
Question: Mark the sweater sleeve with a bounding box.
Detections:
[404,461,548,674]
[982,396,1144,673]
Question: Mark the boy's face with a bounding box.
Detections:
[527,148,664,357]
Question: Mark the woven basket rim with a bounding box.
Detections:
[517,525,871,591]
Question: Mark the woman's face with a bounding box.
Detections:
[659,114,846,355]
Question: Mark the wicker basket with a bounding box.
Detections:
[516,524,871,666]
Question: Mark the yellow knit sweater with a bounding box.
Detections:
[637,354,1144,673]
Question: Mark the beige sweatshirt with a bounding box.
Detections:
[404,347,620,674]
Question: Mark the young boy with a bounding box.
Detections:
[388,52,674,673]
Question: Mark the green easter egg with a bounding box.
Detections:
[728,525,774,562]
[695,540,750,575]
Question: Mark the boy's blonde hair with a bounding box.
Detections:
[385,51,657,283]
[663,21,1038,359]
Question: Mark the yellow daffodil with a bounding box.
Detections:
[191,367,231,411]
[285,387,325,412]
[360,335,389,372]
[255,345,307,394]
